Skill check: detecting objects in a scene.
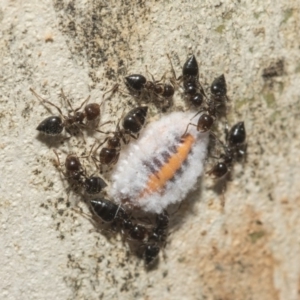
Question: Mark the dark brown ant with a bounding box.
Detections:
[182,99,216,136]
[125,74,175,99]
[88,198,170,265]
[54,151,85,181]
[31,88,106,136]
[53,150,107,195]
[182,55,207,108]
[167,54,206,108]
[182,75,231,136]
[92,106,148,168]
[143,210,169,266]
[207,121,247,178]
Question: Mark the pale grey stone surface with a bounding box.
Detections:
[0,1,299,299]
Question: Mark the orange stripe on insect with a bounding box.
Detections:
[140,134,195,197]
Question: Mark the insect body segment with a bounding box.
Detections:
[54,151,107,195]
[125,74,175,100]
[109,112,209,214]
[31,88,104,136]
[141,134,195,197]
[94,106,148,168]
[208,121,247,178]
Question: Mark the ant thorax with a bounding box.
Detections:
[109,111,209,213]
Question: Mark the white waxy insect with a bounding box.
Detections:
[109,111,209,214]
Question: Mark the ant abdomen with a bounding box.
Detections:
[36,116,64,135]
[85,177,107,194]
[90,198,121,223]
[227,121,246,146]
[144,244,160,266]
[125,74,147,91]
[182,55,199,78]
[122,106,148,134]
[210,74,227,99]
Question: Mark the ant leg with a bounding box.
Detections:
[61,88,91,114]
[74,95,91,112]
[86,138,109,163]
[72,206,100,228]
[198,82,208,100]
[182,122,197,137]
[102,83,119,101]
[53,149,63,168]
[127,132,138,141]
[52,150,69,179]
[190,109,205,121]
[91,155,102,172]
[30,88,64,116]
[209,131,227,151]
[166,53,178,81]
[96,120,112,130]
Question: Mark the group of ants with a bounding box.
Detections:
[31,54,247,267]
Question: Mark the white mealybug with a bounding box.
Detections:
[109,111,209,214]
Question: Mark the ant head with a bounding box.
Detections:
[128,224,147,241]
[208,162,228,178]
[197,114,214,132]
[65,154,81,172]
[85,103,100,121]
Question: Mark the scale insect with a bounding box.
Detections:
[109,111,209,214]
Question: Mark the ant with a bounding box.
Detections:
[125,74,175,100]
[53,150,107,195]
[182,75,231,136]
[90,198,169,265]
[181,55,207,108]
[167,54,206,108]
[91,106,148,168]
[182,100,216,136]
[143,210,169,266]
[207,121,247,178]
[31,88,108,136]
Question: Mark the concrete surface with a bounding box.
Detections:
[0,0,300,299]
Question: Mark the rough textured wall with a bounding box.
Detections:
[0,0,299,299]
